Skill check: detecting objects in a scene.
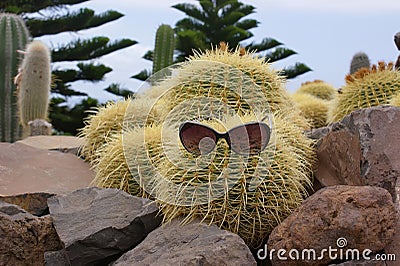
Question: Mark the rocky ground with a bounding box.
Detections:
[0,106,399,266]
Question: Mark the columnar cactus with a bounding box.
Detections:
[152,24,175,74]
[349,51,370,74]
[17,40,52,135]
[0,13,30,142]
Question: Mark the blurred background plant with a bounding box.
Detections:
[0,0,137,135]
[133,0,311,81]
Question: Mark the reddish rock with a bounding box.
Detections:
[0,142,94,196]
[310,106,400,199]
[349,106,400,199]
[0,201,62,265]
[267,185,396,266]
[383,175,400,266]
[0,192,53,216]
[113,218,256,266]
[314,130,363,187]
[17,135,83,155]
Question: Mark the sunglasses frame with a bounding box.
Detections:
[179,120,271,156]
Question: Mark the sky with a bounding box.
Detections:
[37,0,400,104]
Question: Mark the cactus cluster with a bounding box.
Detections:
[79,45,315,248]
[329,61,400,122]
[0,13,30,142]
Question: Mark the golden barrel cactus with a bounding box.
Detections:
[329,61,400,122]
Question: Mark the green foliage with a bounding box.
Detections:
[49,97,99,135]
[173,0,311,79]
[0,13,30,142]
[133,0,311,81]
[104,83,136,98]
[153,24,175,74]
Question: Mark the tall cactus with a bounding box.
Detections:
[350,51,370,74]
[152,24,175,74]
[17,40,51,136]
[0,13,30,142]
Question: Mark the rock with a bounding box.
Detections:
[0,142,94,196]
[348,106,400,199]
[113,218,256,266]
[44,250,70,266]
[0,201,62,265]
[330,259,386,265]
[267,185,396,266]
[48,187,161,265]
[0,192,54,216]
[314,130,363,187]
[310,106,400,199]
[383,174,400,266]
[17,135,84,155]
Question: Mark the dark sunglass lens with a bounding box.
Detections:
[229,123,270,155]
[179,123,217,155]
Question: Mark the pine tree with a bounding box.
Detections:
[1,0,137,134]
[133,0,310,81]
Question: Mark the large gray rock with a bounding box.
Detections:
[309,106,400,198]
[48,187,161,265]
[113,218,256,266]
[0,142,94,196]
[267,185,396,266]
[0,201,62,265]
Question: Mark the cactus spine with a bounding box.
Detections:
[17,40,51,135]
[152,24,175,74]
[350,51,370,74]
[0,13,30,142]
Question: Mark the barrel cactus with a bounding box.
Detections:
[17,40,52,136]
[118,46,315,247]
[296,80,337,101]
[329,61,400,122]
[389,93,400,106]
[0,13,30,142]
[291,93,329,129]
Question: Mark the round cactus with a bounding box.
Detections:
[78,99,132,164]
[120,46,315,247]
[296,80,337,101]
[291,93,329,129]
[389,93,400,106]
[329,61,400,122]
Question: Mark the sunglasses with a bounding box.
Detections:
[179,120,271,156]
